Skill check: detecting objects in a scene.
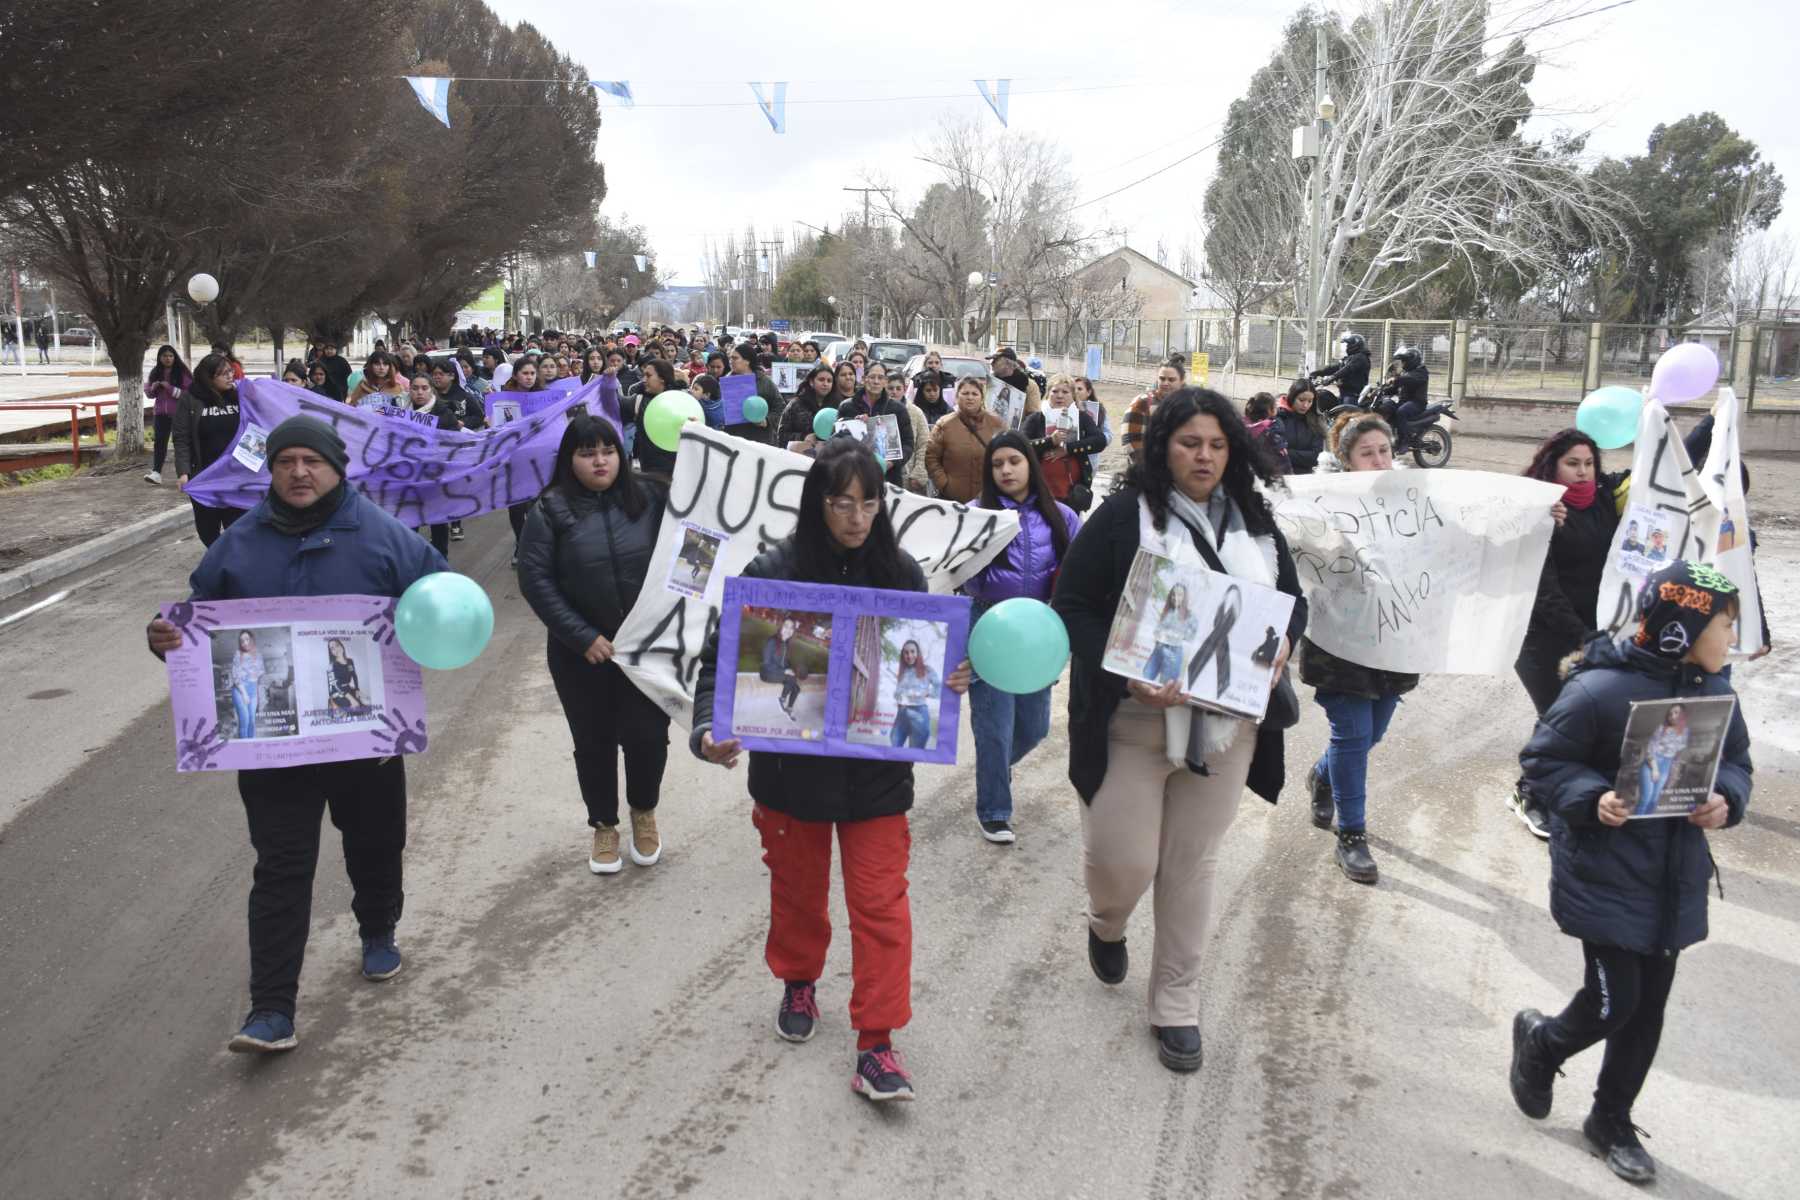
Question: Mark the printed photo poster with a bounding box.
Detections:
[846,614,952,750]
[1615,696,1737,819]
[666,521,727,600]
[728,604,833,742]
[712,576,970,764]
[160,594,427,772]
[231,423,270,472]
[1597,390,1765,654]
[868,412,904,463]
[1102,548,1294,721]
[771,361,806,395]
[1273,469,1563,674]
[612,424,1019,728]
[986,378,1026,431]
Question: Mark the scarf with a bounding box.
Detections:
[266,480,348,537]
[1139,490,1278,772]
[1563,479,1597,510]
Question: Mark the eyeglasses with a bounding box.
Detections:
[826,497,881,518]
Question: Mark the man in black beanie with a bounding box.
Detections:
[145,414,446,1054]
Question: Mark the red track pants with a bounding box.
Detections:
[753,804,911,1048]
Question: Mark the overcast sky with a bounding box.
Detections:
[483,0,1799,289]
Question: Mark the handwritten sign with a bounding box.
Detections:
[159,594,426,772]
[713,577,970,764]
[720,373,758,424]
[1598,390,1765,653]
[187,377,621,526]
[1273,470,1562,673]
[613,424,1018,727]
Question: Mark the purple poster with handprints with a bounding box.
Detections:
[713,577,969,764]
[159,594,427,772]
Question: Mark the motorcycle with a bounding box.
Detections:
[1326,385,1457,469]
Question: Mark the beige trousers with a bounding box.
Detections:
[1080,698,1254,1027]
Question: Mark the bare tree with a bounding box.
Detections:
[1304,0,1627,328]
[1725,231,1799,323]
[1203,177,1298,370]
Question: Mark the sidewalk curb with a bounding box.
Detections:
[0,504,190,604]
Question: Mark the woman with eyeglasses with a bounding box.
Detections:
[691,439,972,1105]
[837,361,912,486]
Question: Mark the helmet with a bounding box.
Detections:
[1392,346,1423,371]
[1026,356,1043,371]
[1340,332,1367,355]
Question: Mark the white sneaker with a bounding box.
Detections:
[144,469,162,484]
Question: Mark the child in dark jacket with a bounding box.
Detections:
[1509,560,1752,1186]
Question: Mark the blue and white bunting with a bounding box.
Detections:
[591,81,634,106]
[583,251,597,269]
[750,82,788,134]
[975,79,1011,128]
[404,76,452,128]
[633,255,648,273]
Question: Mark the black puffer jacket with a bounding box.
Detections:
[1522,474,1624,654]
[690,536,928,823]
[1051,486,1308,806]
[837,390,914,484]
[1273,405,1327,474]
[1297,636,1419,699]
[515,480,666,654]
[1520,634,1751,955]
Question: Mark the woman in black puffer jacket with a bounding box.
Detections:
[1274,378,1329,474]
[690,439,971,1104]
[517,414,670,876]
[1505,429,1627,840]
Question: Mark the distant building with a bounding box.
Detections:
[1069,246,1204,320]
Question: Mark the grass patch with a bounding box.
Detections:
[0,463,82,488]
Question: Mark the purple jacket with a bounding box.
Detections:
[964,493,1081,607]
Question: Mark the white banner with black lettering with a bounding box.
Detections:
[1597,390,1765,652]
[615,425,1020,726]
[1273,469,1563,674]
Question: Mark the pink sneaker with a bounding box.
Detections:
[852,1044,915,1102]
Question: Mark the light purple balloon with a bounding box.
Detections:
[1650,342,1720,404]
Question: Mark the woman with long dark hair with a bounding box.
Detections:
[780,365,837,454]
[837,361,912,486]
[831,361,858,405]
[172,352,248,545]
[889,640,940,748]
[632,358,683,478]
[1505,428,1627,839]
[143,344,192,485]
[962,431,1080,843]
[1052,388,1307,1073]
[691,439,972,1104]
[1274,378,1329,474]
[498,357,546,560]
[325,637,366,712]
[517,414,672,875]
[348,351,405,407]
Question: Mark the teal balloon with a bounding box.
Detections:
[812,406,838,440]
[742,394,769,424]
[1575,385,1644,450]
[347,369,364,393]
[394,572,494,670]
[968,598,1070,694]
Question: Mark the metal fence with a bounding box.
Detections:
[916,315,1800,409]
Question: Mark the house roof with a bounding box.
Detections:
[1073,245,1197,291]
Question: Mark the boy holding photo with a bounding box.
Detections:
[1509,561,1752,1185]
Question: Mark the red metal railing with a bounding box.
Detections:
[0,399,127,469]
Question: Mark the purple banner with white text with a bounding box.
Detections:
[185,376,621,525]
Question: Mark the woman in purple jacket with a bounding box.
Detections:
[143,344,192,485]
[964,431,1081,844]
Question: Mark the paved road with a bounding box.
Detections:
[0,507,1795,1200]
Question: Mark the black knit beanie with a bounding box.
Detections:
[265,416,350,476]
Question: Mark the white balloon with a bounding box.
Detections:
[187,273,219,304]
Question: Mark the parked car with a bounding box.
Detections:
[58,326,96,347]
[901,353,987,388]
[820,340,866,370]
[866,339,926,370]
[798,331,848,355]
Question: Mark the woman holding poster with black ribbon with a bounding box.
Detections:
[517,414,671,876]
[689,439,972,1105]
[1051,389,1307,1074]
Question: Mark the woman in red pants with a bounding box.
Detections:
[691,438,970,1104]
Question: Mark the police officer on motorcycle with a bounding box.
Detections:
[1310,332,1371,403]
[1375,346,1431,443]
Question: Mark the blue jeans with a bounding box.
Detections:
[969,679,1053,823]
[1312,690,1401,832]
[1145,642,1183,686]
[1636,755,1674,816]
[233,685,258,740]
[891,704,932,749]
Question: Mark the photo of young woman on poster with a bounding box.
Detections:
[847,616,951,751]
[326,638,367,713]
[1147,582,1197,685]
[731,608,832,739]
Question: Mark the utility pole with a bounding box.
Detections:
[1301,25,1334,374]
[759,239,781,321]
[843,186,880,338]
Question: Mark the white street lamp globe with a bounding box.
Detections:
[187,273,220,304]
[827,295,837,306]
[967,270,985,288]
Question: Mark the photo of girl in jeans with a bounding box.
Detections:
[1146,583,1197,684]
[230,631,264,739]
[1634,705,1689,816]
[890,640,940,748]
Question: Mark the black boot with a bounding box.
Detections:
[1508,1009,1560,1119]
[1152,1024,1202,1072]
[1087,927,1127,985]
[1582,1109,1656,1184]
[1335,829,1378,884]
[1309,764,1334,830]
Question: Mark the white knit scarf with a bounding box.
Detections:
[1137,492,1278,768]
